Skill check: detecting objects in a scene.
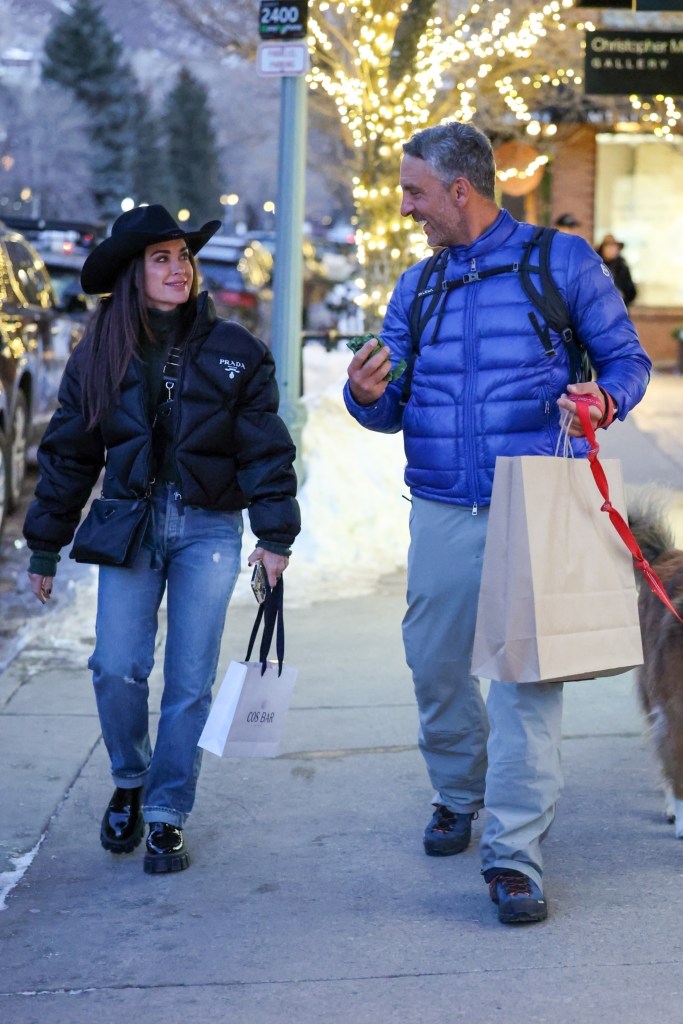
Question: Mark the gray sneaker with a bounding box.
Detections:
[423,805,475,856]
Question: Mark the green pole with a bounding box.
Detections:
[271,73,308,486]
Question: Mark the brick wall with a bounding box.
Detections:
[551,125,597,242]
[630,307,683,368]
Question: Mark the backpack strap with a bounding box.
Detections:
[402,248,449,404]
[402,226,591,406]
[408,249,449,348]
[519,226,591,383]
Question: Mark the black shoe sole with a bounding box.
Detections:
[423,836,471,857]
[100,814,144,854]
[498,906,548,924]
[143,850,191,874]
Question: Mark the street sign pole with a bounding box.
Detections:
[258,2,309,484]
[271,72,307,484]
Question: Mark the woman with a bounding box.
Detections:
[596,233,637,308]
[23,205,300,874]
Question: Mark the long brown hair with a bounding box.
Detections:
[80,251,199,429]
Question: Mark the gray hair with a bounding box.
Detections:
[403,122,496,200]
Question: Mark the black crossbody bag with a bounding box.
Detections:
[70,344,182,567]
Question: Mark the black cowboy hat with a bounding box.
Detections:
[80,204,221,294]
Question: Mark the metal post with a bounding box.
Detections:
[271,73,308,485]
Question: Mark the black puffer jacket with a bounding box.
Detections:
[23,293,300,556]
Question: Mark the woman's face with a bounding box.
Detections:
[143,238,193,310]
[601,241,620,261]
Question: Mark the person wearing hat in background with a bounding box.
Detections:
[22,204,300,874]
[596,233,637,308]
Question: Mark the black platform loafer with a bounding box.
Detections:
[100,786,144,854]
[143,823,190,874]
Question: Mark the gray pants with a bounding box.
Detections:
[402,496,564,888]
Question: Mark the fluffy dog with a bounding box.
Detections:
[628,489,683,837]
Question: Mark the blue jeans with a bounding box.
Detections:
[88,484,243,827]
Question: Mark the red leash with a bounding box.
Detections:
[573,395,683,625]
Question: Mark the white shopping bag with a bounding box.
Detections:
[198,659,298,758]
[200,575,296,756]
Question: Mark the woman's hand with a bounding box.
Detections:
[248,547,289,589]
[28,573,54,604]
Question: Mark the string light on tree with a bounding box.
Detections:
[306,0,681,325]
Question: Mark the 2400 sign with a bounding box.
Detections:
[259,0,308,39]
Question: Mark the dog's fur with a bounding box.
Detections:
[629,489,683,837]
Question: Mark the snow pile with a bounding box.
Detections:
[233,343,410,607]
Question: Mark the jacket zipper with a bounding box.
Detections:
[463,256,481,511]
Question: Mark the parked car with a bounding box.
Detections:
[2,216,101,320]
[0,377,9,538]
[196,236,273,341]
[38,249,95,319]
[0,222,86,511]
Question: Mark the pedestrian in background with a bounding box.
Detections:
[597,233,637,308]
[23,205,300,874]
[345,122,650,924]
[554,212,582,235]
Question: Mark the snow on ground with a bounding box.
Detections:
[232,342,410,608]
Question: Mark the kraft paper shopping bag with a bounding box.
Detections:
[471,454,643,683]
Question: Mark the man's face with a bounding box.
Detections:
[399,154,465,248]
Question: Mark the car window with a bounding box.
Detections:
[31,261,55,308]
[198,260,246,292]
[200,243,243,262]
[47,266,82,304]
[4,239,54,309]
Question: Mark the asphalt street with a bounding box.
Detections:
[1,372,683,1024]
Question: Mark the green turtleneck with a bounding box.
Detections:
[139,307,181,422]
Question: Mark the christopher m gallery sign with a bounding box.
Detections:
[585,30,683,95]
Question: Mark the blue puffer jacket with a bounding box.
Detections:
[344,210,651,509]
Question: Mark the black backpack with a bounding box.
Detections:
[403,225,591,403]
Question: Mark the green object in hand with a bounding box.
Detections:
[346,333,407,382]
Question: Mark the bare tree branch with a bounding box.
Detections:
[155,0,259,56]
[388,0,437,86]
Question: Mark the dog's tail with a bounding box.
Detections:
[627,487,677,566]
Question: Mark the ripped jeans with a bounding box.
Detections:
[88,483,243,827]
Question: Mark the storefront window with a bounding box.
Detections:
[595,133,683,308]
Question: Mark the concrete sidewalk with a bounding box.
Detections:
[1,373,683,1023]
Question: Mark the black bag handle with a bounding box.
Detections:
[245,577,285,676]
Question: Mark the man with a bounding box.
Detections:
[554,212,582,235]
[344,122,651,924]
